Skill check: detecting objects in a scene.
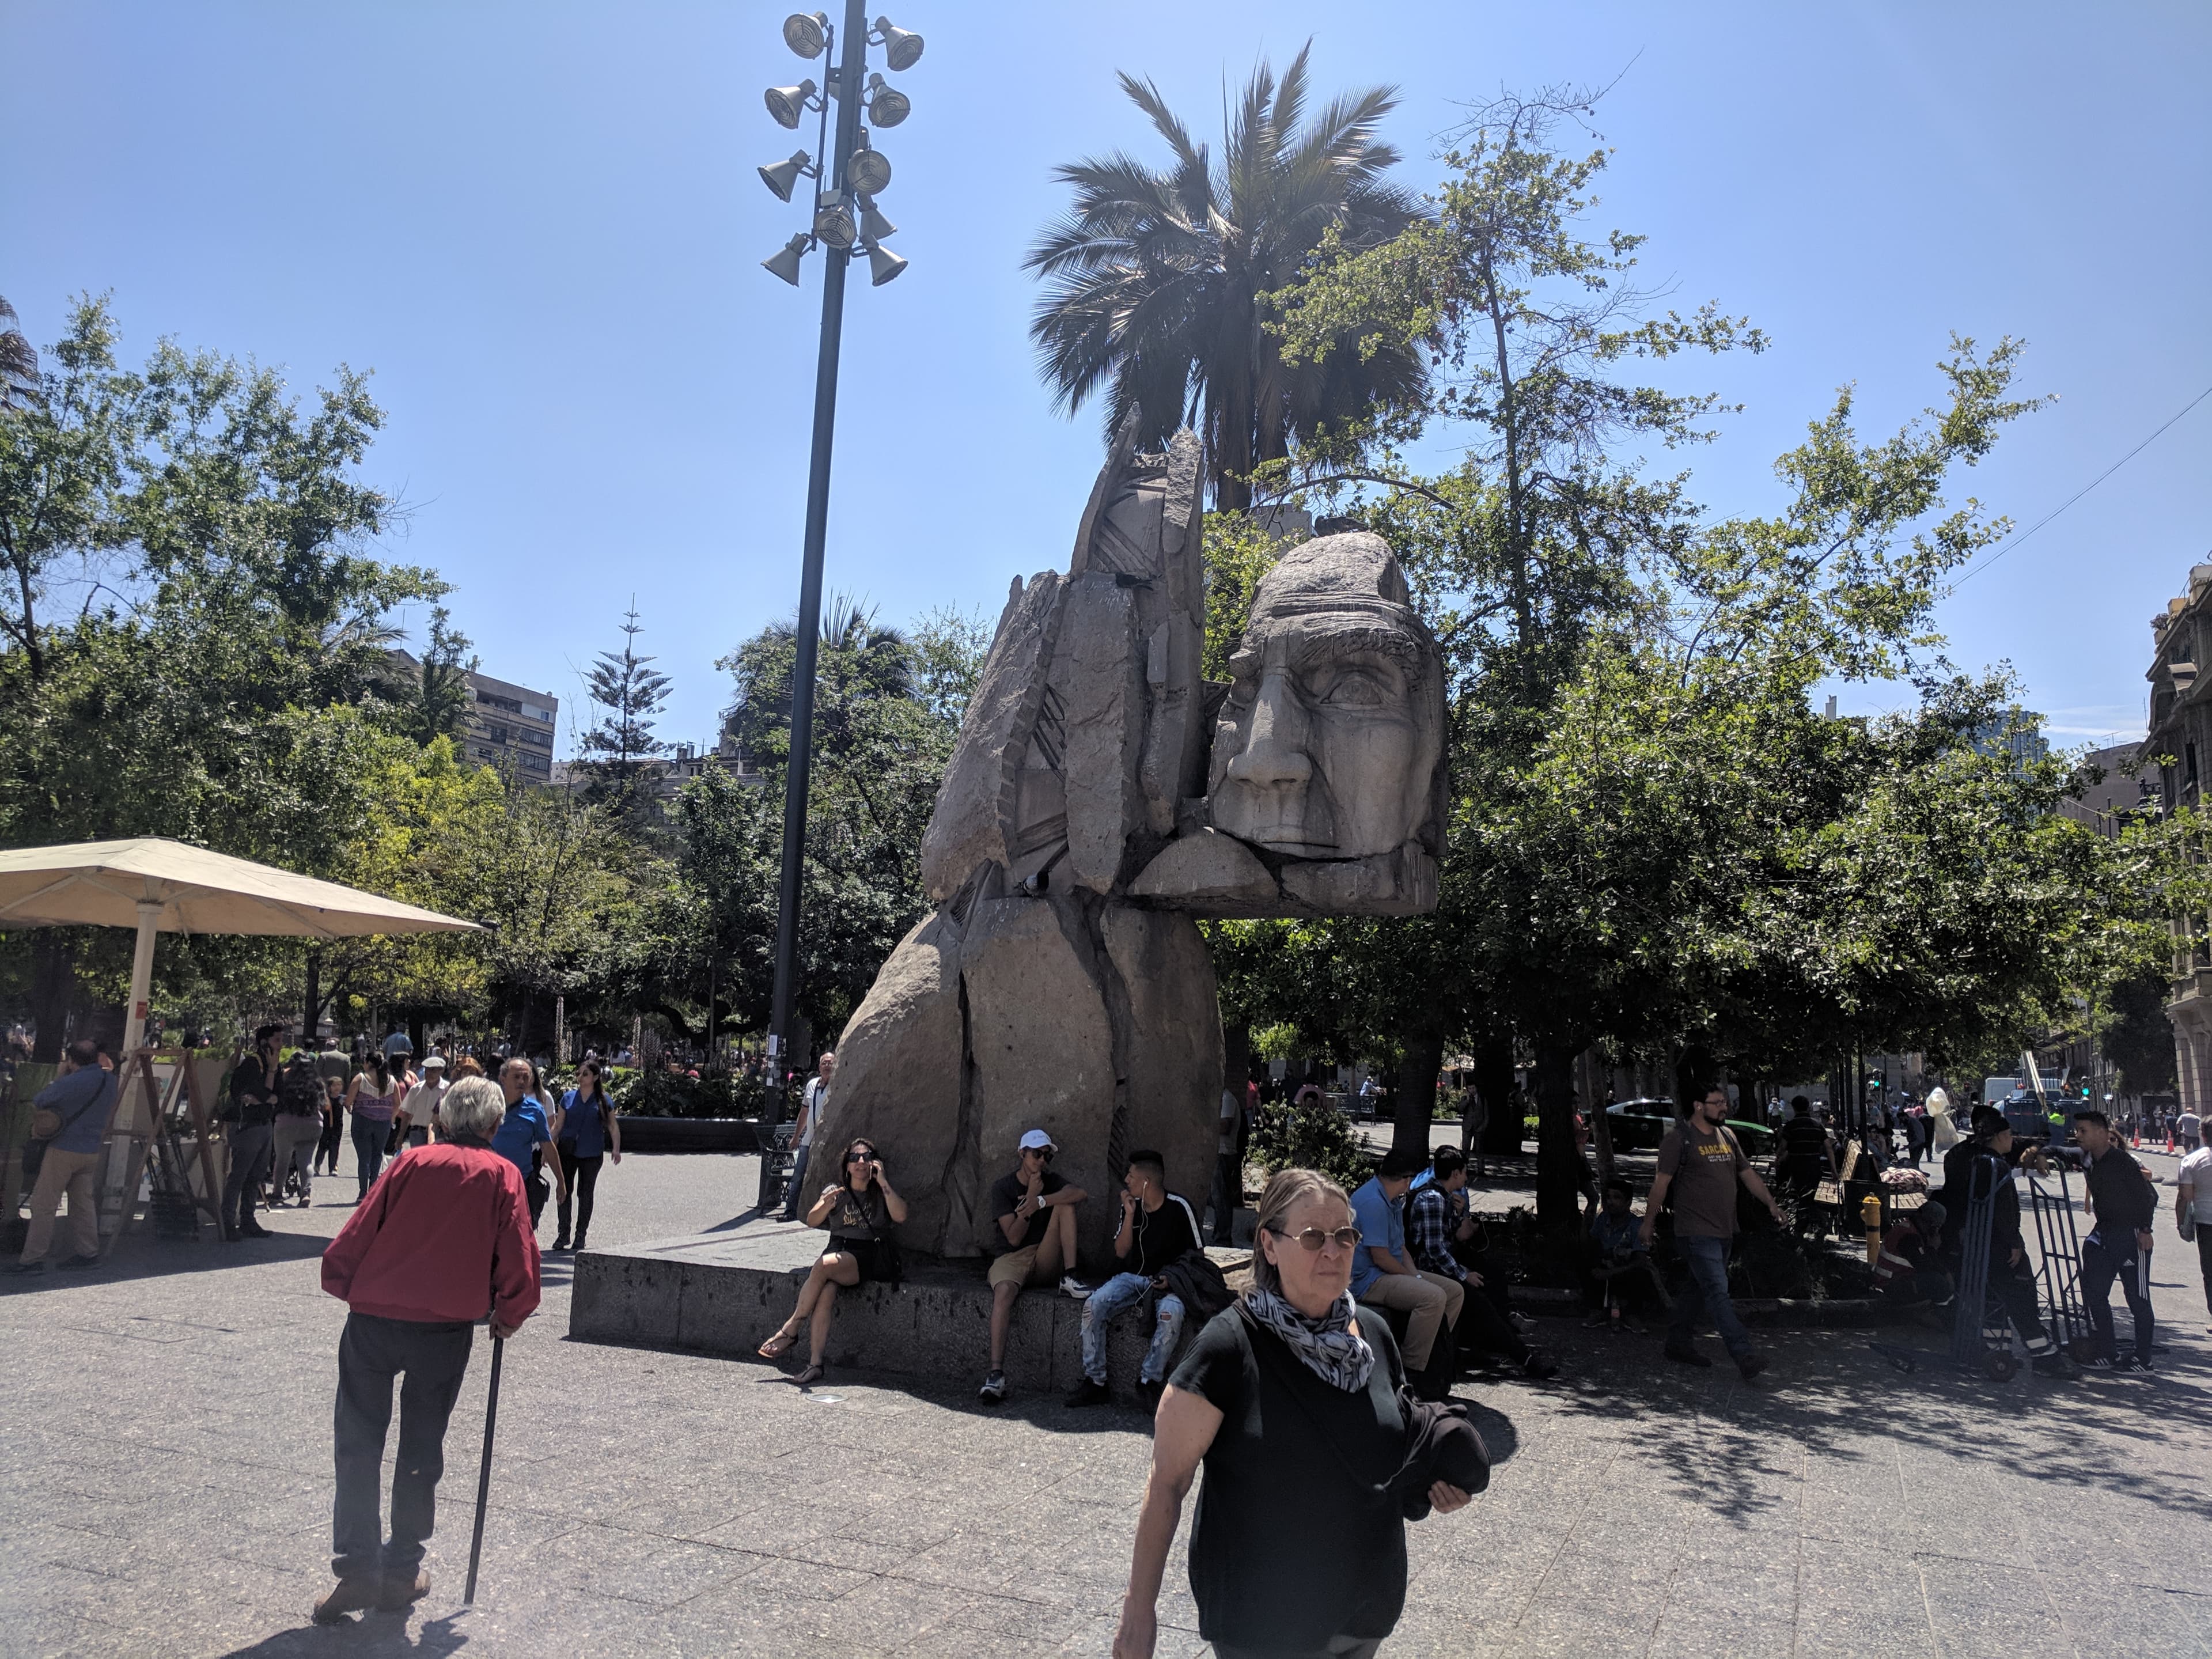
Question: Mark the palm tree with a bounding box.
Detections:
[0,296,38,409]
[1026,45,1426,508]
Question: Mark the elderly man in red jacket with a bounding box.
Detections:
[313,1075,541,1623]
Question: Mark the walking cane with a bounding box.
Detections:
[463,1332,505,1605]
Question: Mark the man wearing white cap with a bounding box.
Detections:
[977,1128,1088,1403]
[399,1054,448,1149]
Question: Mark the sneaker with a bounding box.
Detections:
[2117,1354,2153,1373]
[376,1567,430,1612]
[1521,1351,1559,1380]
[552,1236,571,1252]
[1736,1353,1770,1382]
[1065,1378,1112,1408]
[1137,1378,1164,1414]
[1664,1343,1713,1369]
[297,1196,313,1209]
[1509,1312,1538,1335]
[55,1254,101,1271]
[2031,1352,2078,1379]
[238,1222,274,1240]
[312,1577,381,1624]
[1060,1275,1093,1301]
[6,1260,46,1274]
[2080,1354,2118,1371]
[1582,1312,1609,1329]
[977,1369,1006,1404]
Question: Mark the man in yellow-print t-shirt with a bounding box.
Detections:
[1643,1085,1784,1381]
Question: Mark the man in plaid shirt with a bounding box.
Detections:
[1407,1146,1558,1380]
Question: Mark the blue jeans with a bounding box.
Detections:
[1668,1234,1753,1361]
[781,1143,811,1220]
[351,1115,389,1197]
[2081,1228,2154,1363]
[1080,1272,1187,1385]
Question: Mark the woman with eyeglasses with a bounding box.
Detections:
[1113,1168,1475,1659]
[756,1137,908,1386]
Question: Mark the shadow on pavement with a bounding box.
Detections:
[214,1611,471,1657]
[0,1229,328,1295]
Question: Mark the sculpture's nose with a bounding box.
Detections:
[1225,671,1312,789]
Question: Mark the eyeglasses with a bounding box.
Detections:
[1266,1225,1362,1252]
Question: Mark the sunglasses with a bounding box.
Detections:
[846,1150,874,1164]
[1024,1146,1054,1162]
[1266,1225,1362,1252]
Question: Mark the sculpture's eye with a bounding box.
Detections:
[1323,671,1388,709]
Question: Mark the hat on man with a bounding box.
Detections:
[422,1054,446,1071]
[1018,1128,1056,1153]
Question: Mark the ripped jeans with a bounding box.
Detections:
[1080,1272,1187,1385]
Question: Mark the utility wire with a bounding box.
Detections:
[1947,380,2212,591]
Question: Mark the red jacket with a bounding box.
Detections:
[321,1141,541,1328]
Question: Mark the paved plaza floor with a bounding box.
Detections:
[5,1150,2210,1658]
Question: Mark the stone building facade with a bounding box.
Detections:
[2147,561,2212,1111]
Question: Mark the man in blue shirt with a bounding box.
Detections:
[12,1039,120,1271]
[1349,1145,1463,1395]
[490,1056,563,1230]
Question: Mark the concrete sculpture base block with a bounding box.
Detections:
[569,1222,1251,1405]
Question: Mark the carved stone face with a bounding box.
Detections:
[1207,532,1445,861]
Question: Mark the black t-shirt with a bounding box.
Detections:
[229,1055,278,1127]
[1118,1192,1202,1278]
[2084,1145,2155,1234]
[1779,1116,1831,1181]
[1169,1304,1408,1649]
[987,1169,1066,1255]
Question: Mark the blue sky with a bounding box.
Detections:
[6,2,2208,756]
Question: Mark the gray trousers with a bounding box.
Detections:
[221,1124,274,1229]
[332,1311,475,1581]
[272,1115,321,1199]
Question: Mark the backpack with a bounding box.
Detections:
[278,1056,325,1117]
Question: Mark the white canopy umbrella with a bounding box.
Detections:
[0,836,480,1047]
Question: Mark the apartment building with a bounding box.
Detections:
[2145,560,2212,1109]
[385,650,560,785]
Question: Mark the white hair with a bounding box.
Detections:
[441,1076,506,1142]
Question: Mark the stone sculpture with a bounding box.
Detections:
[816,415,1446,1267]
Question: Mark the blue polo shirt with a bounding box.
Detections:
[489,1099,552,1179]
[37,1065,120,1154]
[1348,1175,1404,1298]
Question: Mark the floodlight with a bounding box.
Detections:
[813,194,857,249]
[865,73,910,128]
[864,240,908,286]
[757,150,814,202]
[764,78,818,129]
[782,11,829,58]
[857,194,897,243]
[873,16,924,70]
[846,146,892,195]
[763,234,812,285]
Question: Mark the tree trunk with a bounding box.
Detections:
[28,935,77,1063]
[705,956,720,1072]
[1533,1041,1582,1234]
[1392,1032,1443,1164]
[302,950,321,1047]
[1581,1046,1618,1190]
[1475,1037,1520,1157]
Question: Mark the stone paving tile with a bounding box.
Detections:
[10,1150,2212,1658]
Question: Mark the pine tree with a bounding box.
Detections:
[580,603,672,796]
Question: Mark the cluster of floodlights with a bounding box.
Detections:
[758,12,921,288]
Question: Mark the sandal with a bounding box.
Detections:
[793,1362,827,1387]
[757,1324,799,1361]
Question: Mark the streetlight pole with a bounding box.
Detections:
[753,6,921,1121]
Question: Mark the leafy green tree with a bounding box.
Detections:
[380,605,478,747]
[578,603,673,801]
[1027,44,1424,506]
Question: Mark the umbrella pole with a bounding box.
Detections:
[123,899,159,1051]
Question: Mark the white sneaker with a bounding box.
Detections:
[1061,1276,1093,1301]
[978,1369,1006,1403]
[1509,1312,1537,1335]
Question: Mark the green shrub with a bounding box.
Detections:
[1250,1093,1374,1193]
[611,1067,764,1119]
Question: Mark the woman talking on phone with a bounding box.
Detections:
[755,1137,907,1387]
[1113,1168,1482,1659]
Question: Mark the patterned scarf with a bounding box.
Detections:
[1244,1287,1376,1392]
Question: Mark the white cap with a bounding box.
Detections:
[1018,1128,1056,1152]
[422,1054,446,1070]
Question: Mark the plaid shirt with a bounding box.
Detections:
[1406,1184,1468,1281]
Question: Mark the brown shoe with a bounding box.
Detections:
[377,1567,431,1611]
[313,1577,381,1623]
